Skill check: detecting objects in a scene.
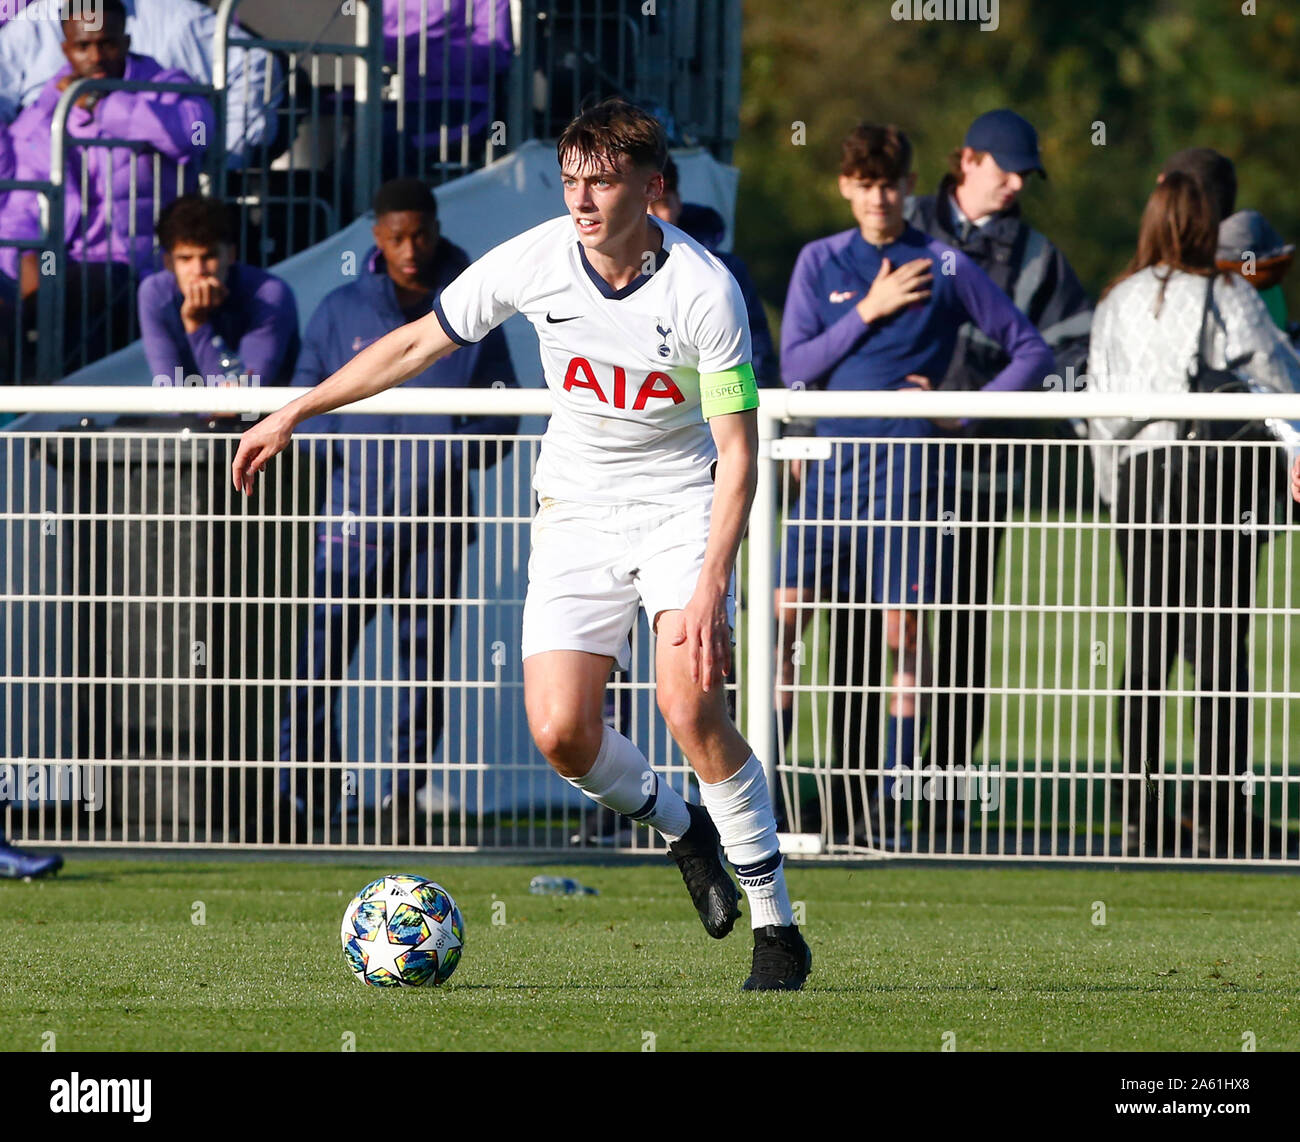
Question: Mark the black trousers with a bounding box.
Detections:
[1113,447,1266,837]
[823,604,885,837]
[924,444,1019,771]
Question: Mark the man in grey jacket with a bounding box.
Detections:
[904,110,1093,817]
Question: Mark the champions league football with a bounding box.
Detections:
[340,875,465,988]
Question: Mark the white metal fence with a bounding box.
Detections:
[2,386,1299,863]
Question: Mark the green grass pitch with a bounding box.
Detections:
[2,858,1298,1051]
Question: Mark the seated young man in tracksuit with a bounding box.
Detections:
[139,194,300,394]
[278,177,517,843]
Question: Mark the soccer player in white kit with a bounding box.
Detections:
[232,98,811,990]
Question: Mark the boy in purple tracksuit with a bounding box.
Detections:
[277,178,516,843]
[0,0,213,368]
[139,195,299,393]
[775,123,1051,844]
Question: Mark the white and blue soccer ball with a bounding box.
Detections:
[340,874,465,987]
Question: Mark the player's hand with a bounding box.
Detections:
[673,584,732,692]
[1291,455,1300,504]
[232,408,294,497]
[180,275,228,332]
[856,257,932,325]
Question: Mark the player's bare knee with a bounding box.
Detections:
[655,686,695,738]
[656,689,715,751]
[528,712,602,777]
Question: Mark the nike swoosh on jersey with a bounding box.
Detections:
[829,290,858,303]
[546,313,582,323]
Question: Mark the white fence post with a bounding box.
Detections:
[747,400,779,789]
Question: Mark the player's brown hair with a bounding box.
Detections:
[556,97,668,175]
[946,146,988,185]
[840,123,912,183]
[1101,171,1219,306]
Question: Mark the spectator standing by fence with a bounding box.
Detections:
[1088,172,1300,858]
[1215,209,1294,334]
[776,123,1051,846]
[903,109,1090,811]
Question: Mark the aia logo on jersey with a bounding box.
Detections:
[563,357,685,410]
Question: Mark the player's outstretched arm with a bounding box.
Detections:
[231,310,459,496]
[676,407,759,690]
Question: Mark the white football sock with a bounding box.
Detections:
[565,725,691,842]
[697,754,794,929]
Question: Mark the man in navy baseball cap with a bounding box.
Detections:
[903,108,1091,814]
[963,108,1047,180]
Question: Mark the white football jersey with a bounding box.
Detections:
[433,215,754,505]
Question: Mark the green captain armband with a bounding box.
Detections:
[699,363,759,419]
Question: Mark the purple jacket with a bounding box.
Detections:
[138,262,300,387]
[0,53,214,278]
[781,224,1053,437]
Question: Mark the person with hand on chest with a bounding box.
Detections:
[775,122,1052,848]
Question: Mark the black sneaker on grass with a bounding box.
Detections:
[743,924,812,991]
[668,802,740,939]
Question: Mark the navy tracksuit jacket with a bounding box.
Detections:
[280,240,517,791]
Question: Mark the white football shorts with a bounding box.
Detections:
[521,496,734,671]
